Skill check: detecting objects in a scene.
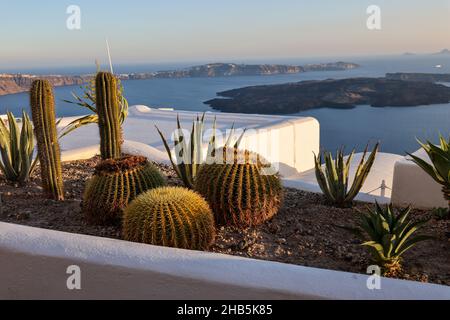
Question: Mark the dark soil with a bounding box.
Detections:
[0,157,449,286]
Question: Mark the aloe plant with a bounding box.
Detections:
[408,135,450,213]
[314,143,379,207]
[351,203,431,277]
[0,111,37,184]
[156,114,245,189]
[60,66,128,138]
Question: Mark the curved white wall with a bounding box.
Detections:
[0,222,448,300]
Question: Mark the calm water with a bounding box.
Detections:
[1,55,449,154]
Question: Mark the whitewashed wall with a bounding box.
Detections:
[0,223,449,300]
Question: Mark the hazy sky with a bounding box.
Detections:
[1,0,450,68]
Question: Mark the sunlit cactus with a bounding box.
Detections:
[194,147,283,227]
[123,186,215,250]
[96,72,122,160]
[30,80,64,200]
[83,156,166,225]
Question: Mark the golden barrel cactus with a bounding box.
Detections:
[123,187,215,250]
[194,148,283,227]
[83,156,166,225]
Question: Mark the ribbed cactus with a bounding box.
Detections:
[123,187,215,250]
[194,148,283,227]
[83,156,166,225]
[96,72,122,160]
[30,80,64,200]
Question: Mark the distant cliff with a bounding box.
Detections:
[386,73,450,82]
[0,74,89,96]
[0,61,359,96]
[123,62,359,80]
[205,78,450,114]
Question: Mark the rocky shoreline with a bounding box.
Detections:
[205,77,450,114]
[0,61,358,96]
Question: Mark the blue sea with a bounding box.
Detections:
[1,55,449,154]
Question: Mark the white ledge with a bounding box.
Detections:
[0,222,448,299]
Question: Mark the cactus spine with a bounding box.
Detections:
[96,72,122,160]
[123,187,215,250]
[83,156,166,225]
[194,148,283,227]
[30,80,64,200]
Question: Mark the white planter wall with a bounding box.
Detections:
[0,222,448,300]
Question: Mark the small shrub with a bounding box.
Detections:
[123,186,215,250]
[314,143,379,207]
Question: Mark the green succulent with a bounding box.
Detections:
[0,111,37,184]
[194,147,283,227]
[83,156,166,225]
[157,114,245,189]
[314,143,379,208]
[123,186,215,250]
[60,64,128,139]
[30,80,64,200]
[408,135,450,213]
[352,203,431,277]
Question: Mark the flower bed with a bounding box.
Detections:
[1,157,448,286]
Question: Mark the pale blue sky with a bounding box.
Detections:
[1,0,449,68]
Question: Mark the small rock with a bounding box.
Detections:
[238,240,248,250]
[16,212,30,221]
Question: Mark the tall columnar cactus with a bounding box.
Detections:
[30,80,64,200]
[83,156,166,225]
[123,187,215,250]
[194,148,283,227]
[96,72,122,160]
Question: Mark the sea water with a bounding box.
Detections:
[0,55,449,154]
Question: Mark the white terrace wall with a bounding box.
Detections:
[239,117,320,177]
[0,223,449,300]
[392,149,448,209]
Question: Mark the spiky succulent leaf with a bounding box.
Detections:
[351,202,430,274]
[314,142,378,207]
[0,111,36,184]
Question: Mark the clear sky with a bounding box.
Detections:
[1,0,449,69]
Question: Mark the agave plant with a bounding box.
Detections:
[156,114,245,189]
[59,66,128,138]
[314,143,379,207]
[351,203,431,277]
[0,111,37,184]
[408,135,450,213]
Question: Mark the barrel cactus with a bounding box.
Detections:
[123,186,215,250]
[194,148,283,227]
[83,156,166,225]
[96,72,122,160]
[30,80,64,200]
